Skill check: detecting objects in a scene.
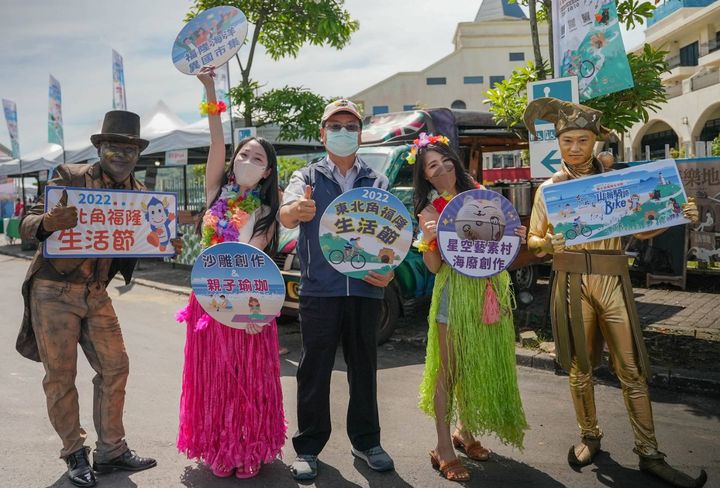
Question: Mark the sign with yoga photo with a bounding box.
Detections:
[437,189,522,278]
[191,242,285,329]
[319,187,413,279]
[44,186,178,258]
[542,159,690,245]
[172,6,248,75]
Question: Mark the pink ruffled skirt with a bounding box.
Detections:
[176,293,286,474]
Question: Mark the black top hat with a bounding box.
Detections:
[90,110,149,151]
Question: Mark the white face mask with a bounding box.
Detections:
[233,158,266,188]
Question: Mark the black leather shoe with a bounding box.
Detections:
[66,447,96,487]
[93,449,157,474]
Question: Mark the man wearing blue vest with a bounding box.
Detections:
[279,99,395,480]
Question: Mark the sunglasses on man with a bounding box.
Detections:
[324,123,361,133]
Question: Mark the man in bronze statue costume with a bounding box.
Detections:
[19,111,169,487]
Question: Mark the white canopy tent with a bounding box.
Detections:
[65,100,194,164]
[0,99,320,176]
[0,143,65,177]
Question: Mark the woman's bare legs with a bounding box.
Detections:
[433,322,457,462]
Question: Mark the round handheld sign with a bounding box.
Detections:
[172,6,248,75]
[191,242,284,329]
[319,187,413,279]
[437,189,521,278]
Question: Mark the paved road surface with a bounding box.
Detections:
[0,256,718,487]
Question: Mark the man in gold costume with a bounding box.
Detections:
[525,97,707,488]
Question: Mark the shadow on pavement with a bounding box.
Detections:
[351,458,414,487]
[179,460,298,487]
[644,386,720,421]
[46,471,140,488]
[587,450,690,488]
[462,453,565,487]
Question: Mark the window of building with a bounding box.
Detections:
[403,104,416,111]
[372,105,389,115]
[509,52,525,61]
[451,100,467,109]
[426,77,447,85]
[700,117,720,142]
[680,41,699,66]
[489,76,505,87]
[492,153,518,168]
[463,76,484,84]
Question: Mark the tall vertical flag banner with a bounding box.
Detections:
[552,0,634,101]
[2,99,20,158]
[48,75,64,146]
[112,49,127,110]
[202,63,231,116]
[214,63,231,107]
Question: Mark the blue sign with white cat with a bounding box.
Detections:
[437,189,521,278]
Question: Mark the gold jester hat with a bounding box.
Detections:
[523,97,608,138]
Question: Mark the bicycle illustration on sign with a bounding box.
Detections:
[564,217,594,240]
[328,237,367,269]
[319,188,413,280]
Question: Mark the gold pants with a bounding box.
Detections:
[30,279,129,460]
[552,252,658,456]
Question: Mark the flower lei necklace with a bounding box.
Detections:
[202,183,261,247]
[414,190,453,253]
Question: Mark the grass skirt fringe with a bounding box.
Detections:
[176,293,286,473]
[418,265,528,449]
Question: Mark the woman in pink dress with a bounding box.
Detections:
[175,66,285,479]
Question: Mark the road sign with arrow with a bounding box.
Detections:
[527,77,579,179]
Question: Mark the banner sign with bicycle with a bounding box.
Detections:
[542,159,691,245]
[551,0,633,101]
[437,189,522,278]
[319,187,413,279]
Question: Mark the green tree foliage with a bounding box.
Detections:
[187,0,359,139]
[585,44,669,134]
[711,135,720,156]
[254,86,334,142]
[485,45,670,136]
[277,155,309,187]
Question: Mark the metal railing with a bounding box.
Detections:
[664,84,684,98]
[156,183,206,212]
[700,39,720,57]
[691,70,720,91]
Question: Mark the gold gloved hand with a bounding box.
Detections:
[681,197,699,224]
[550,232,566,254]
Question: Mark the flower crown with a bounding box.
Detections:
[405,132,450,165]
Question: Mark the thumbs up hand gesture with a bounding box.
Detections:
[418,212,437,242]
[43,189,78,232]
[293,185,316,223]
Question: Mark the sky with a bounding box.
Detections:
[0,0,646,156]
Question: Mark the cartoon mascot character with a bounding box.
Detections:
[142,196,175,251]
[455,196,506,241]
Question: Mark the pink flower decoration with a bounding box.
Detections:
[203,213,219,229]
[230,211,250,229]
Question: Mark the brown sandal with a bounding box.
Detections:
[452,433,491,461]
[430,450,470,482]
